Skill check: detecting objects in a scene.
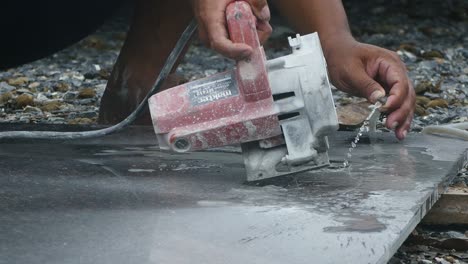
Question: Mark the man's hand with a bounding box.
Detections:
[323,37,416,140]
[271,0,415,140]
[191,0,272,60]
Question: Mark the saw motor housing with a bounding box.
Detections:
[148,1,338,181]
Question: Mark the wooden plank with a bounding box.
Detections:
[423,187,468,226]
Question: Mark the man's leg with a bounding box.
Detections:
[99,0,193,124]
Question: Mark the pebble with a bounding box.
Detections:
[84,36,107,50]
[78,88,96,99]
[415,105,429,116]
[28,82,40,89]
[77,99,95,105]
[18,116,30,123]
[15,88,32,95]
[416,96,431,106]
[423,92,442,99]
[23,106,42,114]
[426,99,449,108]
[419,260,432,264]
[0,92,12,105]
[8,77,29,86]
[71,80,82,87]
[68,118,94,125]
[47,117,65,123]
[72,74,85,81]
[434,257,451,264]
[63,91,78,101]
[415,80,442,94]
[53,83,69,92]
[443,256,456,264]
[40,101,62,112]
[421,50,445,59]
[15,94,34,108]
[35,93,49,102]
[78,111,98,119]
[0,82,15,93]
[98,69,110,80]
[84,71,98,79]
[415,81,433,94]
[397,50,417,62]
[399,43,420,55]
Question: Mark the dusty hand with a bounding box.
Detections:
[324,37,415,140]
[191,0,272,60]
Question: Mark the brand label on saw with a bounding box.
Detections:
[187,71,238,106]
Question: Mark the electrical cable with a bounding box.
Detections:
[0,20,198,140]
[422,122,468,141]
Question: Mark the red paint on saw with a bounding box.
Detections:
[149,1,281,152]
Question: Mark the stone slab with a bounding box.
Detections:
[0,126,467,264]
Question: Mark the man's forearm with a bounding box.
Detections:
[270,0,354,49]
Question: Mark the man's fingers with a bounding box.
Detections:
[378,60,409,113]
[396,114,413,140]
[211,37,253,60]
[246,0,270,21]
[256,20,272,44]
[203,9,253,60]
[207,18,253,60]
[348,66,386,103]
[192,0,270,60]
[245,0,271,44]
[388,111,413,140]
[385,88,415,140]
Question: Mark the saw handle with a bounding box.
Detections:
[226,1,261,52]
[226,1,271,102]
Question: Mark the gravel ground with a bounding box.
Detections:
[0,18,127,125]
[391,227,468,264]
[1,1,467,128]
[0,1,467,263]
[1,3,465,155]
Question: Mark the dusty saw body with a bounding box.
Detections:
[149,2,338,181]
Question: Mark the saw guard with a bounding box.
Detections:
[242,33,338,181]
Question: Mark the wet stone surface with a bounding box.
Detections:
[0,127,466,264]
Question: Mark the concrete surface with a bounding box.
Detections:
[0,126,466,264]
